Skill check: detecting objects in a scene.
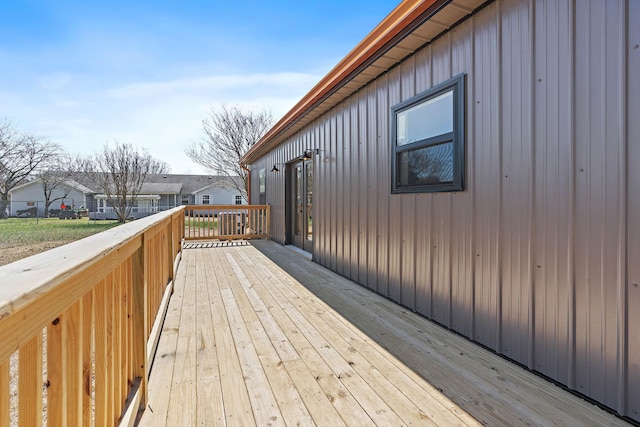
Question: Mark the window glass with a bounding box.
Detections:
[396,91,453,146]
[259,168,266,204]
[294,166,302,236]
[306,163,313,241]
[397,142,454,187]
[259,168,266,193]
[202,195,210,205]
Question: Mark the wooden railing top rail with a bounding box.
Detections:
[186,204,266,209]
[0,206,184,364]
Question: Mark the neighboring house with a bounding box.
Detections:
[9,174,246,219]
[89,174,247,220]
[241,0,639,423]
[193,183,244,206]
[141,174,246,207]
[9,178,92,217]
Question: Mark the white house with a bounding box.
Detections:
[142,174,247,207]
[193,183,245,206]
[9,178,92,217]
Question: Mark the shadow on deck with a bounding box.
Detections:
[140,240,629,426]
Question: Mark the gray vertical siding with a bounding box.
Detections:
[532,0,573,384]
[627,0,640,418]
[376,75,390,297]
[366,87,378,292]
[499,0,533,367]
[248,0,639,420]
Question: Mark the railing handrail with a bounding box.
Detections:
[0,207,180,322]
[184,203,269,209]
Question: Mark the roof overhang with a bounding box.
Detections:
[241,0,488,164]
[95,194,161,200]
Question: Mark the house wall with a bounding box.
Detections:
[249,0,640,420]
[158,194,177,209]
[10,182,87,217]
[178,194,193,205]
[194,186,246,205]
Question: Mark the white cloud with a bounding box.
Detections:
[105,72,320,99]
[3,70,322,174]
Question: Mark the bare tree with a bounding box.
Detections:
[91,142,170,223]
[0,119,61,219]
[38,153,91,217]
[185,105,273,201]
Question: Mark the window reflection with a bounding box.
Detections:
[397,142,454,186]
[396,91,453,146]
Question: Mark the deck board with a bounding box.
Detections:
[202,249,255,426]
[194,249,224,425]
[140,241,631,427]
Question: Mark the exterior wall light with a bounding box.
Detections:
[300,148,320,161]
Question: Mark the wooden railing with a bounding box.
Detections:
[184,204,270,241]
[0,207,185,426]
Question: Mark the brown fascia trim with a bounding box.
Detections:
[241,0,450,164]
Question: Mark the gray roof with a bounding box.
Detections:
[140,182,183,194]
[9,178,94,195]
[144,174,242,194]
[75,173,242,195]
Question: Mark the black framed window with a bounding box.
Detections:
[391,74,465,193]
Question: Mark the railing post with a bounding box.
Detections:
[131,236,148,409]
[266,205,271,239]
[167,217,173,285]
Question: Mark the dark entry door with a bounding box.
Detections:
[289,160,313,252]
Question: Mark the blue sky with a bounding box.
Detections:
[0,1,398,174]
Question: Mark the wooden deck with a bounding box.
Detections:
[139,240,630,426]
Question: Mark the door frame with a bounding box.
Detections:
[286,159,313,253]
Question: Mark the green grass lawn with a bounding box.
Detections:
[0,217,121,249]
[185,217,218,230]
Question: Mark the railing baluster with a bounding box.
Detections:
[95,278,108,426]
[47,311,65,426]
[183,205,271,241]
[66,300,83,427]
[120,262,130,422]
[82,292,92,426]
[132,239,148,408]
[113,273,123,419]
[18,332,43,426]
[0,359,8,427]
[106,272,115,424]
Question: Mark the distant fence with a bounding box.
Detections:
[184,205,270,240]
[7,200,185,219]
